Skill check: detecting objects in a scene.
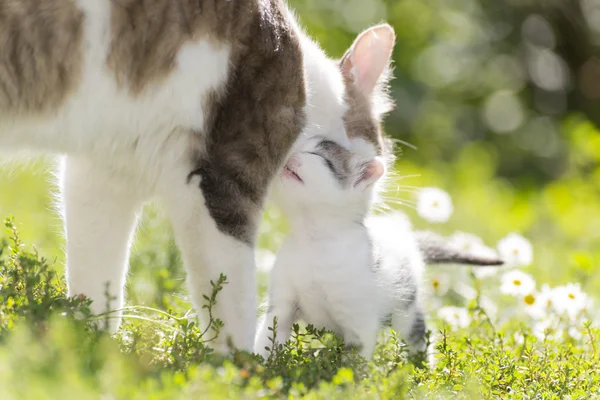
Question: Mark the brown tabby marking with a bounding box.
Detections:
[185,0,306,244]
[109,0,261,94]
[0,0,84,114]
[316,139,353,186]
[110,0,307,243]
[0,0,306,245]
[342,83,385,155]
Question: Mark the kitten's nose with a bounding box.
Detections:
[286,156,301,169]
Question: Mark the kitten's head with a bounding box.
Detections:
[274,23,396,219]
[275,136,387,218]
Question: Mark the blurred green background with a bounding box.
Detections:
[0,0,599,306]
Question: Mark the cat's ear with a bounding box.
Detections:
[356,157,385,189]
[340,24,395,98]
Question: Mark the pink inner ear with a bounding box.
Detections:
[343,24,395,96]
[361,158,385,186]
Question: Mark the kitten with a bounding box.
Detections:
[254,137,502,359]
[0,0,396,352]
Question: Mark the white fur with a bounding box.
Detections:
[0,1,248,349]
[291,30,350,152]
[0,1,373,353]
[255,139,427,359]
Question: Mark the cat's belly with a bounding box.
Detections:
[0,0,231,161]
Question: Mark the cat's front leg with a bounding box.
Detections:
[254,274,296,358]
[160,171,260,353]
[340,312,380,359]
[61,157,142,332]
[254,304,294,359]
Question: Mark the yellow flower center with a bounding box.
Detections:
[433,280,440,289]
[513,279,522,286]
[524,294,536,305]
[513,248,519,255]
[568,293,575,300]
[433,201,439,208]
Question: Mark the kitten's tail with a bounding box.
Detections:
[414,230,504,267]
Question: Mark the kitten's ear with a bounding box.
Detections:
[340,24,395,97]
[357,157,385,189]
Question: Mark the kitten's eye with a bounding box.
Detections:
[309,152,336,174]
[323,158,336,173]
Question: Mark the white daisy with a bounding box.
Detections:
[533,317,562,342]
[513,332,525,345]
[568,326,583,341]
[438,306,471,329]
[552,283,588,319]
[497,233,533,267]
[522,292,547,320]
[473,265,500,279]
[255,248,276,273]
[448,231,484,251]
[417,187,454,223]
[500,270,536,296]
[479,295,498,322]
[582,297,595,317]
[454,281,477,301]
[537,284,558,311]
[428,272,451,297]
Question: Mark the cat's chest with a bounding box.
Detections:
[282,236,369,275]
[278,235,376,299]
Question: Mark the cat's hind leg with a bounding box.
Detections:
[61,157,142,332]
[391,300,428,358]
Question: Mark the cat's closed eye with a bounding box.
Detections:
[309,152,337,174]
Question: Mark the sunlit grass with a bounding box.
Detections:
[0,151,599,397]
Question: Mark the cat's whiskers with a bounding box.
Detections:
[388,138,418,151]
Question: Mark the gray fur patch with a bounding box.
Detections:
[344,342,363,353]
[371,253,382,273]
[408,311,426,345]
[381,313,393,327]
[415,230,504,266]
[0,0,84,115]
[311,139,353,186]
[402,286,417,307]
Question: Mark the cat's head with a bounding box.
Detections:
[274,135,387,218]
[295,23,396,157]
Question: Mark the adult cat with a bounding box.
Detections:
[0,0,395,352]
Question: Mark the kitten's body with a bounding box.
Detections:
[258,211,427,358]
[0,0,386,351]
[255,138,502,359]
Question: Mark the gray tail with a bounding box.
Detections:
[414,230,504,267]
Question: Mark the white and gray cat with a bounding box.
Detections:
[0,0,397,351]
[255,137,503,359]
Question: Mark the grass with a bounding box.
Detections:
[0,152,599,399]
[1,217,599,399]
